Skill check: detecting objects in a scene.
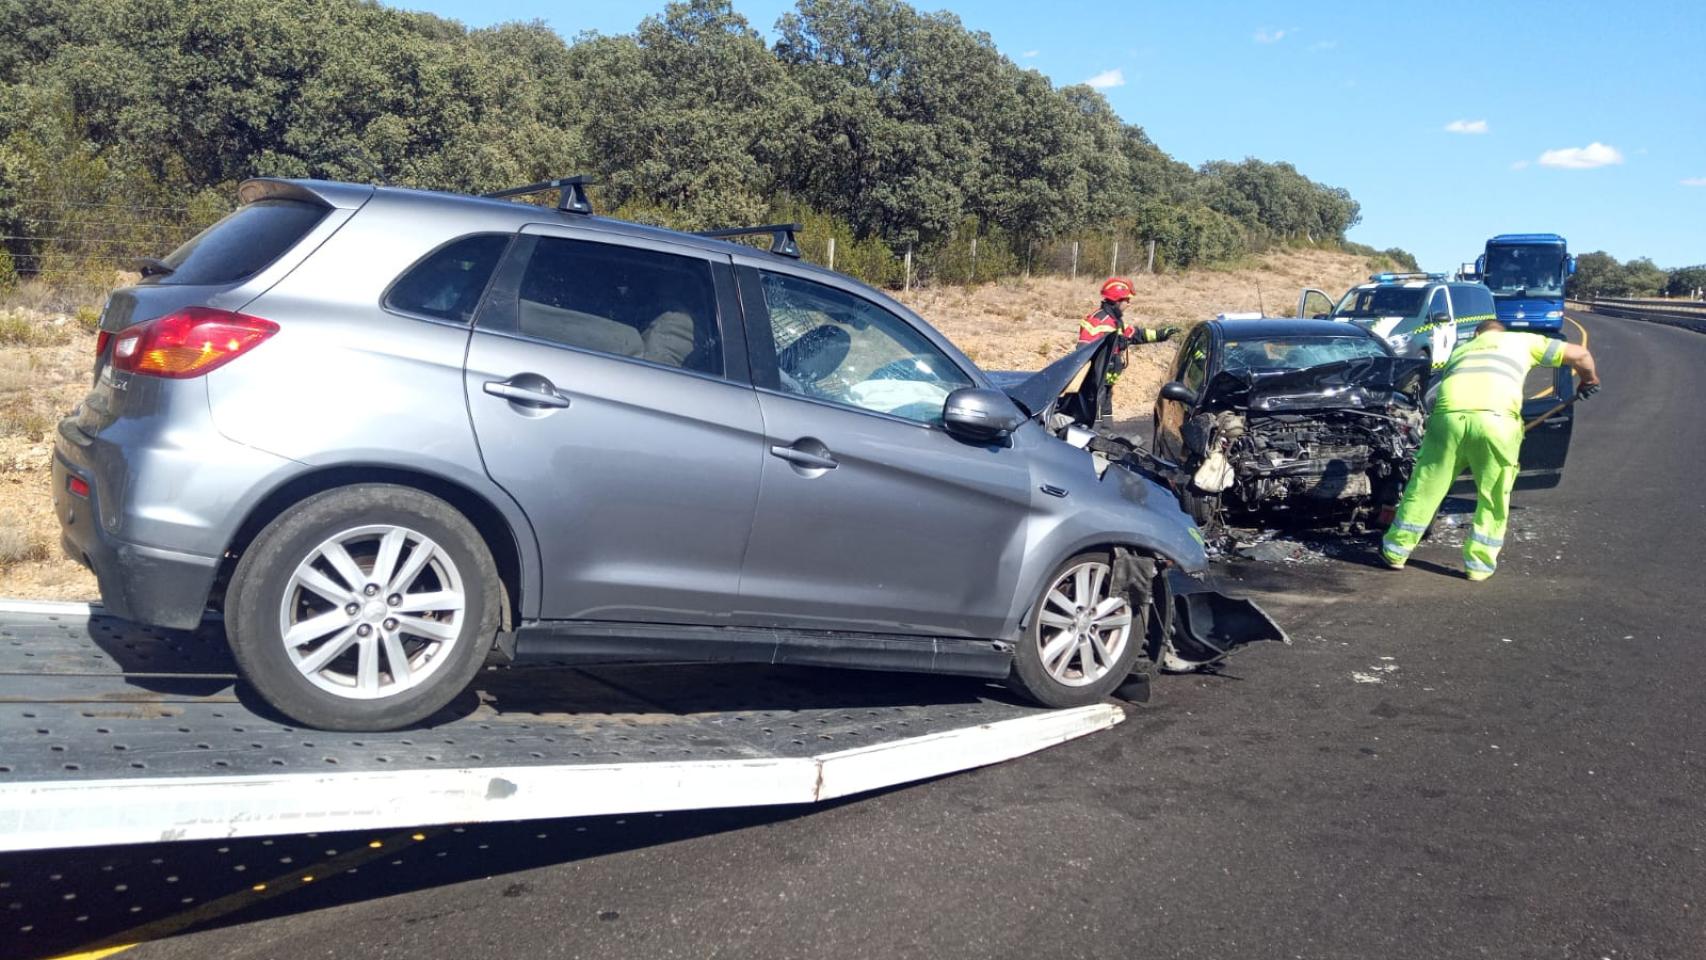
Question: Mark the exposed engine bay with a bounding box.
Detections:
[1180,403,1425,528]
[1172,356,1429,530]
[1003,338,1429,537]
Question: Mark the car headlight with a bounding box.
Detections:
[1545,310,1563,318]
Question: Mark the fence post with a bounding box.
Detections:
[827,237,836,271]
[1146,239,1156,274]
[970,236,978,283]
[1024,239,1034,279]
[904,246,913,293]
[1071,240,1079,280]
[1111,240,1119,277]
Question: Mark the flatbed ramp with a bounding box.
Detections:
[0,603,1123,853]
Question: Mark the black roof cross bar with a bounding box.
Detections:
[696,223,804,259]
[483,175,595,215]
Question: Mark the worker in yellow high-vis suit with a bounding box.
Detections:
[1381,319,1600,581]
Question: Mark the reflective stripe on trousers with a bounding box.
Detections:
[1382,409,1523,579]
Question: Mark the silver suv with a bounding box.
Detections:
[54,177,1213,731]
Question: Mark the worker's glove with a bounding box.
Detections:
[1575,383,1600,401]
[1158,325,1182,341]
[1104,371,1122,386]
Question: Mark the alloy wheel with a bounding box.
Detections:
[277,524,466,700]
[1033,560,1133,687]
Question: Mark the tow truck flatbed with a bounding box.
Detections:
[0,602,1123,853]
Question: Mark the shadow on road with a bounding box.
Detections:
[1,800,862,959]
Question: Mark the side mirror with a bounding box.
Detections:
[1567,256,1577,276]
[1429,310,1451,324]
[943,387,1026,442]
[1159,381,1197,405]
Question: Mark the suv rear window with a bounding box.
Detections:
[151,199,328,286]
[386,234,509,323]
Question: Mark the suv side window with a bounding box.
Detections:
[513,237,722,376]
[756,271,972,424]
[385,234,509,323]
[1179,327,1210,390]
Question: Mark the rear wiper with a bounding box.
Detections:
[136,257,175,279]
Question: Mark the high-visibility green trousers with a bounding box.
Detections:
[1381,410,1523,579]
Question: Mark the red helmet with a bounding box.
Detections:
[1100,277,1135,302]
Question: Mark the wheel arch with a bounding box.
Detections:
[210,465,534,632]
[1006,534,1199,640]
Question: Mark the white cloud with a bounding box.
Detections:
[1683,177,1706,187]
[1310,40,1338,51]
[1085,68,1125,89]
[1537,142,1624,169]
[1444,119,1488,134]
[1022,49,1039,58]
[1510,160,1531,171]
[1254,27,1287,43]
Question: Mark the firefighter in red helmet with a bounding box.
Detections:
[1078,277,1179,421]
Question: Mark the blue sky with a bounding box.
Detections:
[406,0,1704,271]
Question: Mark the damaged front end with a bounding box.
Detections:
[1180,357,1428,530]
[1001,339,1290,673]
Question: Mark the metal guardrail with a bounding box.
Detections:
[1570,298,1706,334]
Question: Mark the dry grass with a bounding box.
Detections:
[0,297,102,601]
[897,246,1383,423]
[0,248,1379,603]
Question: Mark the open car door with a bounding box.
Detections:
[1297,288,1335,319]
[1514,361,1575,490]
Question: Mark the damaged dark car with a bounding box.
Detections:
[1150,319,1428,532]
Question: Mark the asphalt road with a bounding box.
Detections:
[18,311,1706,959]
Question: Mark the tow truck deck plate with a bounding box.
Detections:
[0,604,1123,852]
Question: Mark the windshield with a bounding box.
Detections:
[1222,336,1390,372]
[1332,286,1426,319]
[1483,244,1566,299]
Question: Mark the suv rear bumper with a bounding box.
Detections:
[53,431,221,631]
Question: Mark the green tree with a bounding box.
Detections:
[1664,265,1706,298]
[1567,251,1628,299]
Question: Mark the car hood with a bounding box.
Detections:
[990,339,1106,421]
[1200,355,1427,413]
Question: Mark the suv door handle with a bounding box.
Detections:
[769,444,838,470]
[484,379,570,409]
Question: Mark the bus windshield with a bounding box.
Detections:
[1483,244,1565,299]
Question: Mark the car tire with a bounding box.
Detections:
[226,484,501,732]
[1007,551,1146,708]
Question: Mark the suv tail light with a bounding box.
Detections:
[110,307,279,379]
[95,330,111,364]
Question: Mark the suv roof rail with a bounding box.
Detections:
[695,223,804,259]
[1369,271,1447,283]
[482,175,595,215]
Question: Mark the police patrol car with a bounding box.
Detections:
[1297,273,1498,370]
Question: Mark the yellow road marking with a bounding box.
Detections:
[44,829,437,960]
[46,947,136,960]
[1567,314,1589,348]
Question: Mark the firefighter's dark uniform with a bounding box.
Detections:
[1078,299,1176,421]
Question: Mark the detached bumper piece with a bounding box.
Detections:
[1160,572,1289,671]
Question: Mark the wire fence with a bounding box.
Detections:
[2,198,203,287]
[2,197,1246,297]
